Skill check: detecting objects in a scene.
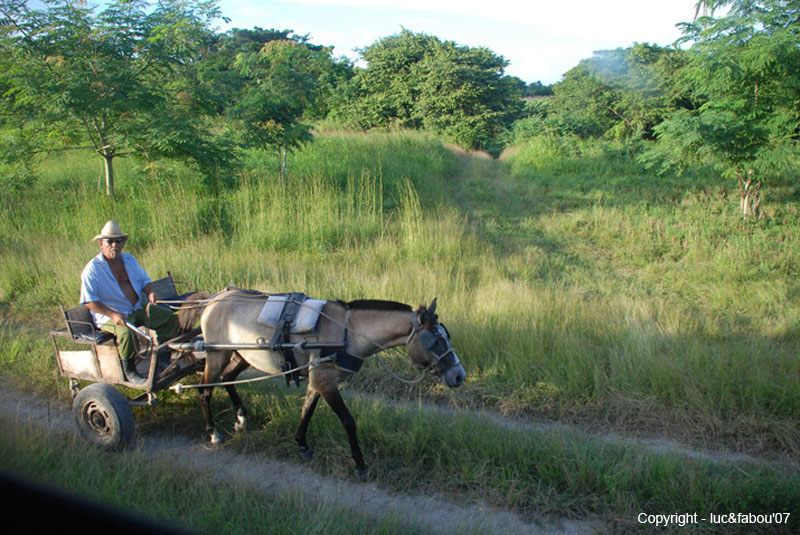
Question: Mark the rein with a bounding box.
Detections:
[372,352,428,384]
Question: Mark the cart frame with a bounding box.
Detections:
[50,273,205,404]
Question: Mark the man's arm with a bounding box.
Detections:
[84,301,126,326]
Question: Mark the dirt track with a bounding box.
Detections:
[0,381,604,535]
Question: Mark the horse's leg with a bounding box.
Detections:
[295,386,320,461]
[224,383,248,434]
[199,385,221,445]
[200,350,232,445]
[221,353,250,434]
[321,388,366,478]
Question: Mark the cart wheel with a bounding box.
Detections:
[73,383,135,450]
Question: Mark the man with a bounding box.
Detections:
[80,220,177,383]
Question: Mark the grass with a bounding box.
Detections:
[1,129,800,532]
[495,143,800,414]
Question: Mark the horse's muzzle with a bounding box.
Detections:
[442,364,466,388]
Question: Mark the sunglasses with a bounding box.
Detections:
[103,238,126,245]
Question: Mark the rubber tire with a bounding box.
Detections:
[72,383,135,450]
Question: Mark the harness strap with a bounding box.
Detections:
[270,292,307,387]
[405,312,419,346]
[321,306,364,373]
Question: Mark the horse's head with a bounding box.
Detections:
[407,298,466,388]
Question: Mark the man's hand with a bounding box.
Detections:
[147,290,159,306]
[143,282,159,306]
[109,310,127,326]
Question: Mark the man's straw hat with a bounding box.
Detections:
[92,220,129,242]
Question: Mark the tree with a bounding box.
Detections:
[342,30,441,130]
[524,81,553,98]
[337,30,524,154]
[0,0,228,196]
[643,0,800,219]
[415,40,523,152]
[231,38,335,178]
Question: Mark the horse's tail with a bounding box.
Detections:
[177,292,213,332]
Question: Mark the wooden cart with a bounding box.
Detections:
[50,274,204,450]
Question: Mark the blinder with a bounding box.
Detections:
[418,329,438,350]
[413,318,460,372]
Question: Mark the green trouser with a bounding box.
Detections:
[100,305,178,361]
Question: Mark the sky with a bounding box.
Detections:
[214,0,705,85]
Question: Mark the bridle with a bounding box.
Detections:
[405,313,461,373]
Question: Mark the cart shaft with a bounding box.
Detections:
[169,341,345,352]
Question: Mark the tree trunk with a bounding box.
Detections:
[101,150,115,196]
[737,171,762,220]
[281,144,288,180]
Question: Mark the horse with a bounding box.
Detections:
[177,288,466,477]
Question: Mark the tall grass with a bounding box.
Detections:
[2,129,800,529]
[2,132,800,435]
[227,170,384,252]
[0,131,462,307]
[500,134,647,179]
[493,138,800,448]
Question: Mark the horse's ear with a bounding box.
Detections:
[425,298,437,327]
[418,305,427,325]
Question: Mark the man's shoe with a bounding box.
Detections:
[127,372,146,384]
[125,358,147,384]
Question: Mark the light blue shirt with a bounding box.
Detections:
[80,252,152,326]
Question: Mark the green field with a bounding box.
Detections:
[1,130,799,533]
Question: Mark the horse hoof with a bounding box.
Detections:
[234,413,247,434]
[299,447,314,462]
[207,430,224,448]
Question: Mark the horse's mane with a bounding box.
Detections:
[344,299,413,313]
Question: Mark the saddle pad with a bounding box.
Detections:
[256,294,326,333]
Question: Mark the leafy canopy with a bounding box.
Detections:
[642,0,800,179]
[231,38,333,153]
[0,0,229,194]
[338,30,524,154]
